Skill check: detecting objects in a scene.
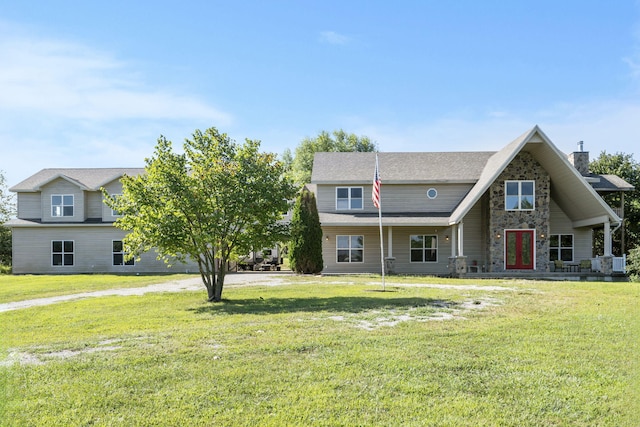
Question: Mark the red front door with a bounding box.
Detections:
[505,230,534,269]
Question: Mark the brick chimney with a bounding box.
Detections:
[568,141,589,176]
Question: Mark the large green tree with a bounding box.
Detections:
[289,187,323,274]
[590,151,640,255]
[104,127,296,302]
[0,171,15,266]
[286,129,376,185]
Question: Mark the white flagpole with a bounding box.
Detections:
[374,154,385,291]
[378,198,385,291]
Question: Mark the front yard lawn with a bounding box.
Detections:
[1,276,638,426]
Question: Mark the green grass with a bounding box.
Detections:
[1,275,639,426]
[0,274,196,304]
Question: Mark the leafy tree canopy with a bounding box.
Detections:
[287,129,377,185]
[0,171,15,267]
[0,171,15,223]
[590,151,640,253]
[104,127,296,301]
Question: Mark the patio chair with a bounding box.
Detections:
[554,259,565,272]
[579,259,592,272]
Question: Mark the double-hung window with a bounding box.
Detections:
[112,240,134,266]
[337,235,364,263]
[549,234,573,262]
[336,187,363,210]
[505,181,534,210]
[410,235,438,262]
[52,240,74,266]
[51,195,74,217]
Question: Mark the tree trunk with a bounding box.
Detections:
[213,258,227,302]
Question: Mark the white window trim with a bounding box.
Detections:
[335,187,364,211]
[111,194,122,217]
[51,194,74,217]
[52,239,74,267]
[112,240,134,266]
[336,235,364,263]
[409,235,438,263]
[505,180,535,211]
[549,234,574,262]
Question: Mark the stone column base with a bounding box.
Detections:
[448,256,468,276]
[384,257,396,275]
[600,255,614,275]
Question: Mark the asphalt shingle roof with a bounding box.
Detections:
[311,151,496,184]
[10,168,145,192]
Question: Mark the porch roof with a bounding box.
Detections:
[319,212,451,227]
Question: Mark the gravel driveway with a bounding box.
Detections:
[0,272,293,313]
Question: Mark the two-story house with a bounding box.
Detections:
[7,168,198,274]
[310,126,631,277]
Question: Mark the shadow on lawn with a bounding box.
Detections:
[190,296,460,316]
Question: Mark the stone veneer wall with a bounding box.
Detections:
[488,152,551,272]
[567,151,589,176]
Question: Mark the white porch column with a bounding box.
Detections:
[604,220,612,256]
[450,224,457,257]
[457,221,464,256]
[387,226,393,258]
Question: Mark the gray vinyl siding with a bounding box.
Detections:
[321,226,384,274]
[11,226,198,274]
[102,179,123,221]
[321,225,453,275]
[550,199,593,261]
[85,191,103,219]
[17,193,41,219]
[315,184,474,214]
[380,184,474,214]
[41,178,86,222]
[389,226,453,274]
[459,200,485,267]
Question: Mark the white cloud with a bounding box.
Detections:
[0,31,231,123]
[346,99,640,158]
[319,31,351,45]
[0,24,233,186]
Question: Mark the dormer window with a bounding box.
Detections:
[51,195,74,217]
[505,181,534,211]
[111,194,122,216]
[336,187,363,210]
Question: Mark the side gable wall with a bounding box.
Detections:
[17,193,41,219]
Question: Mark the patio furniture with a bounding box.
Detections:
[554,259,566,272]
[579,259,592,272]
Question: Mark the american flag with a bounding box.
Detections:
[372,154,381,209]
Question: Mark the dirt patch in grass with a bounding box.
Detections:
[328,297,502,330]
[1,338,125,367]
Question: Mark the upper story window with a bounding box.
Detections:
[336,187,363,210]
[505,181,534,211]
[51,195,74,217]
[111,194,122,217]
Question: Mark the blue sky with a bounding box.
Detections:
[1,0,639,186]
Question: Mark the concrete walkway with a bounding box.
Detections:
[0,272,292,313]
